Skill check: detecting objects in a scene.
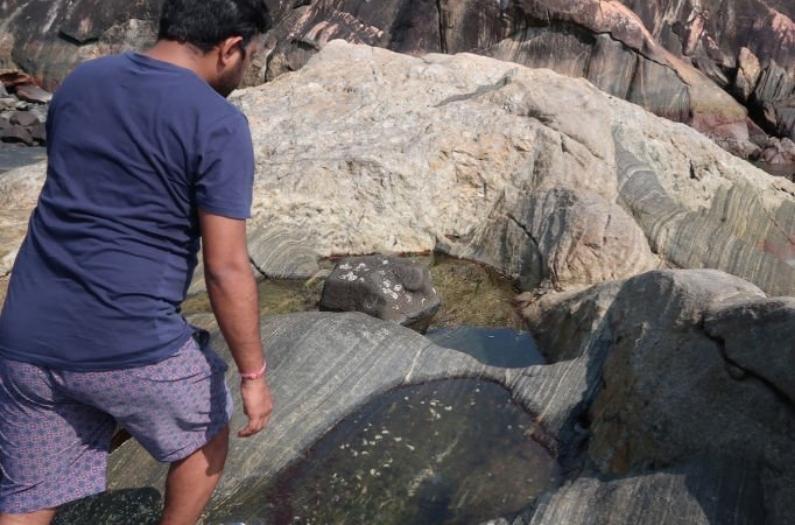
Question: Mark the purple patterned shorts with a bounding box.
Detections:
[0,334,233,514]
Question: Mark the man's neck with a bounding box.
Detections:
[144,40,213,83]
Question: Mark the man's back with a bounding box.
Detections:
[0,52,255,371]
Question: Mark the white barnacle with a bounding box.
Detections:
[340,271,358,281]
[340,263,353,270]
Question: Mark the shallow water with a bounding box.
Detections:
[182,253,523,330]
[208,379,560,525]
[426,326,545,368]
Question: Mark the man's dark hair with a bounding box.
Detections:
[158,0,272,52]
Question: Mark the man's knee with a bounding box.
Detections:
[201,425,230,474]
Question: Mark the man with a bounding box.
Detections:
[0,1,274,523]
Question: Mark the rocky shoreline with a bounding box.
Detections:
[0,2,793,524]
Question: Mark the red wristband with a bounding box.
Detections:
[239,362,267,381]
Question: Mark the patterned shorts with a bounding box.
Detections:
[0,333,233,514]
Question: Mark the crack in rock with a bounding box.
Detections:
[701,319,795,414]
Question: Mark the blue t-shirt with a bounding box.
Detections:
[0,52,255,371]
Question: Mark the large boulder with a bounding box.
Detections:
[53,269,793,523]
[2,43,794,297]
[517,458,764,525]
[263,0,761,156]
[704,296,795,403]
[235,41,795,295]
[522,269,795,524]
[91,312,586,521]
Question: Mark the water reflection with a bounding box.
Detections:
[210,379,560,525]
[426,326,545,368]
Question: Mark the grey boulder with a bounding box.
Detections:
[320,255,441,331]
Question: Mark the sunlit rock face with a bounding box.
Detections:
[2,41,794,296]
[263,0,756,156]
[2,1,793,156]
[234,41,794,295]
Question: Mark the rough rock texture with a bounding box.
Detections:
[320,255,441,330]
[471,186,660,290]
[618,0,795,140]
[704,296,795,403]
[263,0,755,155]
[522,269,795,524]
[0,160,45,275]
[519,279,623,362]
[246,223,321,279]
[235,41,795,295]
[2,43,794,298]
[57,268,792,523]
[3,0,794,157]
[0,1,159,91]
[95,312,587,520]
[757,137,795,166]
[516,458,764,525]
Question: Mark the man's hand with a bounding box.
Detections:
[238,377,273,438]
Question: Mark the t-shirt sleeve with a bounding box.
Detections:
[194,112,255,220]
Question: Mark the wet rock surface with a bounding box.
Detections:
[70,311,586,523]
[211,379,560,525]
[51,267,793,524]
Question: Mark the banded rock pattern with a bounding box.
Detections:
[57,269,790,524]
[235,41,795,295]
[521,269,795,524]
[100,312,588,517]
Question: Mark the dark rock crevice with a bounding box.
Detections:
[508,13,690,87]
[700,316,795,414]
[506,212,543,266]
[435,0,447,54]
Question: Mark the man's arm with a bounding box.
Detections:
[199,209,272,438]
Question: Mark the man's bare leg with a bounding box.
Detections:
[0,509,56,525]
[160,425,229,525]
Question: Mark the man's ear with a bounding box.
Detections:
[218,36,245,66]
